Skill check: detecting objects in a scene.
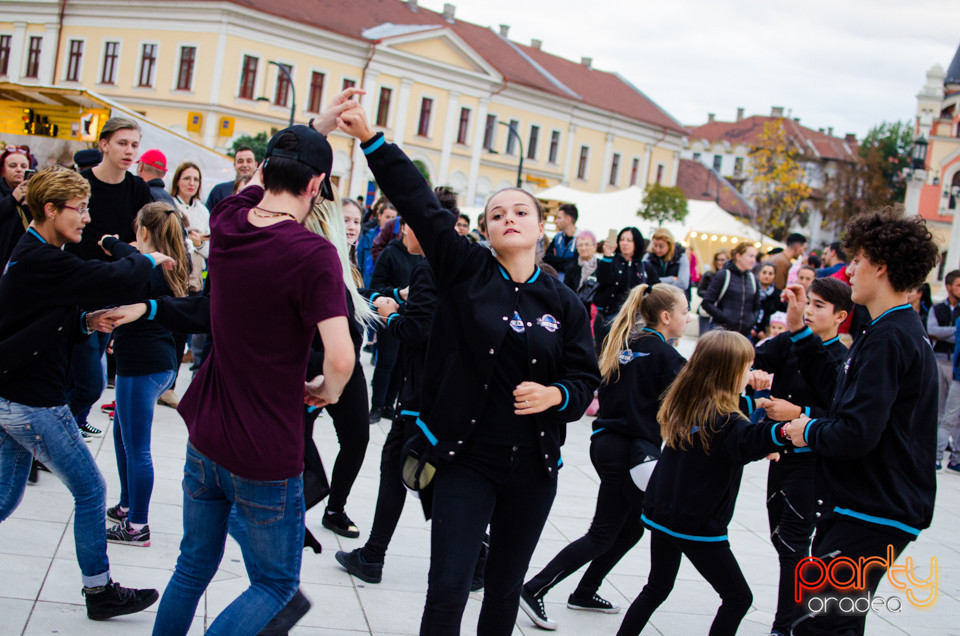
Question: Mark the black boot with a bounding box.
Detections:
[258,588,311,636]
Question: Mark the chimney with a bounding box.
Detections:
[818,128,824,134]
[794,117,800,123]
[736,107,744,122]
[442,3,455,22]
[844,133,857,143]
[408,0,418,10]
[530,38,542,50]
[581,57,592,69]
[499,24,509,38]
[827,126,834,137]
[771,106,784,118]
[707,113,715,123]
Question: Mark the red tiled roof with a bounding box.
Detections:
[688,115,859,162]
[676,159,755,219]
[200,0,683,131]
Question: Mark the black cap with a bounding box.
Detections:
[73,148,102,170]
[265,125,334,200]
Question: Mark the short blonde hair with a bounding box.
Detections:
[25,166,91,223]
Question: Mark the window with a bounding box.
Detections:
[375,87,392,127]
[342,78,356,91]
[65,40,83,81]
[456,107,470,144]
[548,130,560,163]
[138,43,157,87]
[505,119,519,154]
[176,46,196,91]
[577,146,589,180]
[692,151,701,161]
[0,35,10,76]
[417,97,433,137]
[609,153,621,186]
[25,37,42,78]
[239,55,258,99]
[629,157,640,186]
[713,154,723,172]
[100,41,119,84]
[734,157,744,177]
[273,64,292,106]
[307,71,325,113]
[655,164,664,185]
[483,114,497,150]
[527,125,539,160]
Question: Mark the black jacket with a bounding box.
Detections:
[643,413,785,540]
[146,178,177,207]
[362,133,601,474]
[0,179,29,268]
[0,232,154,406]
[594,330,685,443]
[370,238,423,303]
[595,254,659,315]
[387,260,437,413]
[700,260,761,336]
[792,305,938,539]
[755,285,786,333]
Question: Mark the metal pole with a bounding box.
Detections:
[269,60,296,127]
[499,121,524,187]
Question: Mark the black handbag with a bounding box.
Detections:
[577,276,599,304]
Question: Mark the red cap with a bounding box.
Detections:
[139,149,167,171]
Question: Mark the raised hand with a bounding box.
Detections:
[782,284,808,332]
[312,87,366,135]
[337,103,375,142]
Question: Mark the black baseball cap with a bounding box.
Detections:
[73,148,102,170]
[265,125,334,199]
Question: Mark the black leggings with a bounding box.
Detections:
[525,431,645,600]
[767,452,816,634]
[362,414,418,562]
[617,529,752,636]
[369,328,401,411]
[321,362,370,512]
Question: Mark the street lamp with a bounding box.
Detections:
[487,121,524,188]
[911,135,928,171]
[256,61,296,127]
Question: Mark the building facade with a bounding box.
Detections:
[0,0,687,206]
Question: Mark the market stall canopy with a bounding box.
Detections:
[0,82,233,189]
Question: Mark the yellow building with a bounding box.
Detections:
[1,0,688,205]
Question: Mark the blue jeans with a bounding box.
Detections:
[113,370,176,524]
[153,443,305,636]
[0,398,110,587]
[68,332,110,427]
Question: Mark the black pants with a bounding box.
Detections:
[618,529,752,636]
[525,431,645,600]
[421,443,557,636]
[318,362,370,512]
[793,518,912,636]
[363,414,418,562]
[766,452,816,634]
[369,328,401,412]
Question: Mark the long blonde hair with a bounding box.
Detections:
[649,228,676,262]
[598,283,687,383]
[657,330,754,453]
[135,202,189,298]
[305,189,378,328]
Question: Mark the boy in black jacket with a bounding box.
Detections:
[783,212,940,636]
[749,277,852,636]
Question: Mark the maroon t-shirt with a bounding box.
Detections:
[178,186,348,480]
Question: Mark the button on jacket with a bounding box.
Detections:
[363,134,601,473]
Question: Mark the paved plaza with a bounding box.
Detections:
[1,340,959,635]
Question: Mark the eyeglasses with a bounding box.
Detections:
[62,204,89,215]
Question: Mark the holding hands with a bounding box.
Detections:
[782,415,811,448]
[374,296,399,320]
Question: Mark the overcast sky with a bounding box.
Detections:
[420,0,960,138]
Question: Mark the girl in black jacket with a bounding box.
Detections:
[594,227,660,353]
[618,330,787,636]
[341,106,600,636]
[521,283,688,630]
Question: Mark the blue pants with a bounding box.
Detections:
[113,370,176,524]
[0,398,110,587]
[152,443,305,636]
[68,332,110,427]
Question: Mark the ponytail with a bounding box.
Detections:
[135,202,189,298]
[597,283,687,383]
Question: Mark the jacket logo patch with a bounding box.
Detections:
[509,311,526,333]
[618,349,650,364]
[537,314,560,332]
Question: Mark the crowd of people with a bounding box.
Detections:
[0,89,948,636]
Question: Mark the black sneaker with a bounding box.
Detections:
[106,520,151,547]
[520,588,557,630]
[335,548,383,584]
[258,588,311,636]
[382,405,396,421]
[79,422,102,436]
[106,503,128,525]
[81,429,93,443]
[567,592,621,614]
[322,508,360,538]
[83,580,159,620]
[368,408,383,424]
[28,461,39,484]
[947,462,960,475]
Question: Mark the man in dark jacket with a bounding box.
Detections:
[205,145,257,211]
[543,203,578,282]
[136,149,177,207]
